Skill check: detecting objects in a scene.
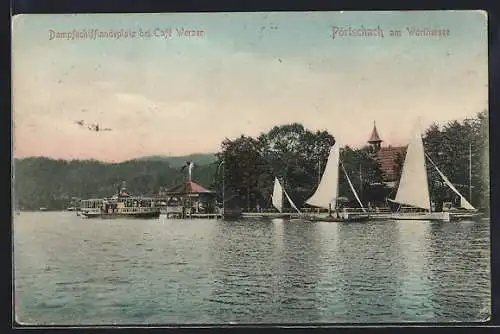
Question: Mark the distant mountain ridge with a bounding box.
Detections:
[14,153,218,167]
[133,153,217,167]
[13,154,220,210]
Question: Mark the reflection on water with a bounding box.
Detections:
[425,221,491,321]
[14,212,490,325]
[278,220,322,322]
[396,220,433,321]
[208,219,278,323]
[333,221,405,322]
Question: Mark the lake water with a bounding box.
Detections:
[13,212,490,325]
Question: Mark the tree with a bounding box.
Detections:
[216,123,392,212]
[258,123,335,208]
[340,146,388,207]
[216,135,269,210]
[423,110,489,210]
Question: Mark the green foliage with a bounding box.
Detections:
[13,157,217,210]
[422,110,489,210]
[340,146,389,206]
[215,135,268,210]
[259,123,336,208]
[134,153,217,167]
[215,112,489,212]
[215,123,386,210]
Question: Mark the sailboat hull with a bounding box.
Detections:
[391,211,451,222]
[344,212,370,222]
[304,212,370,223]
[448,211,482,220]
[241,212,292,219]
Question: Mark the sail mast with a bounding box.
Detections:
[282,177,285,212]
[318,159,321,185]
[317,159,321,214]
[341,162,367,212]
[359,163,363,199]
[469,142,472,202]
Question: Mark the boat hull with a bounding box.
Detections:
[241,212,293,219]
[304,213,370,223]
[368,213,393,220]
[81,211,161,219]
[391,211,451,222]
[448,212,482,220]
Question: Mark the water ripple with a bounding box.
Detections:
[14,214,491,324]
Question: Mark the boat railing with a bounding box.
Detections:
[369,207,391,213]
[393,211,428,216]
[396,207,430,214]
[165,206,183,214]
[301,208,329,213]
[80,199,104,209]
[342,208,368,214]
[120,207,159,213]
[81,208,100,214]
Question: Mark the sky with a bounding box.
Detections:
[12,11,488,162]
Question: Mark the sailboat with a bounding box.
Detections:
[304,141,369,222]
[389,124,479,222]
[425,153,480,219]
[271,177,302,219]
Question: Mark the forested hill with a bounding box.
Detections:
[13,155,218,211]
[135,153,217,167]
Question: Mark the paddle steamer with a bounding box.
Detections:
[79,184,160,219]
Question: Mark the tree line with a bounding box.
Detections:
[13,157,219,210]
[423,110,489,210]
[13,110,489,212]
[215,111,489,212]
[215,123,388,211]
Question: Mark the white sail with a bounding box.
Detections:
[283,187,301,214]
[273,177,301,214]
[305,142,340,209]
[425,153,476,211]
[394,128,431,210]
[341,163,367,212]
[272,178,283,213]
[460,197,476,211]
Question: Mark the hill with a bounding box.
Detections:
[13,156,219,211]
[134,153,217,167]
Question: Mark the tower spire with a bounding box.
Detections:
[368,121,382,151]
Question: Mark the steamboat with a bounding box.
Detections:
[79,184,160,219]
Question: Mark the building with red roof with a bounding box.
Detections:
[367,122,407,187]
[160,178,217,217]
[166,180,214,195]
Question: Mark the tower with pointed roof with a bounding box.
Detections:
[366,121,407,188]
[368,121,383,151]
